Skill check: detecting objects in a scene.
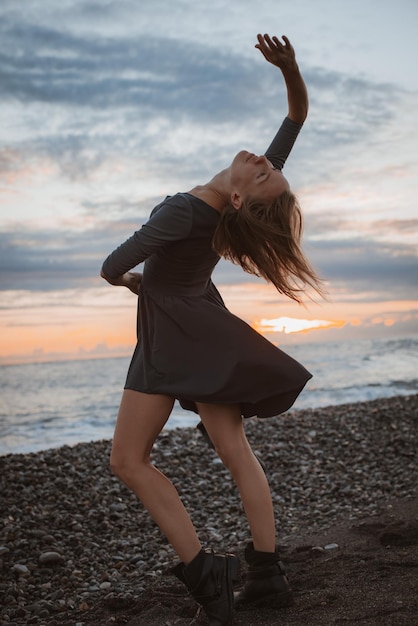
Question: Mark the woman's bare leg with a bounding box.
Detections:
[110,389,202,564]
[197,402,276,553]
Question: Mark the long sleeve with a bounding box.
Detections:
[101,197,193,279]
[264,116,303,171]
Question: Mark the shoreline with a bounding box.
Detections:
[2,389,417,459]
[1,394,417,625]
[2,333,417,459]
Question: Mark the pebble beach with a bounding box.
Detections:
[1,394,417,625]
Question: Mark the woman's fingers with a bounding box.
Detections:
[256,33,296,69]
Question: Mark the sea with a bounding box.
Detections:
[1,335,417,456]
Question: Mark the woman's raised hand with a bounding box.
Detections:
[255,34,298,72]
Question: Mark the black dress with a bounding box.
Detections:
[102,117,312,418]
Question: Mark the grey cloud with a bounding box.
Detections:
[0,225,124,291]
[0,19,270,179]
[373,219,418,235]
[0,20,257,119]
[308,238,418,299]
[293,74,399,185]
[0,9,401,184]
[214,237,418,300]
[1,221,416,300]
[81,196,169,221]
[304,213,418,240]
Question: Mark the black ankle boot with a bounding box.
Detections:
[172,549,240,625]
[235,542,293,608]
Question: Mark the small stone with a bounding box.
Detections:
[110,502,127,512]
[324,543,339,551]
[130,554,145,564]
[0,546,10,556]
[39,552,64,566]
[42,534,55,543]
[12,564,30,577]
[100,581,111,590]
[51,588,64,601]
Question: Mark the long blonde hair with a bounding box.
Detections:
[212,191,325,303]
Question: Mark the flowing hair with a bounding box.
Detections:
[212,191,325,303]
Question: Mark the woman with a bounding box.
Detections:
[101,33,323,626]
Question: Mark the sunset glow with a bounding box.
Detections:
[253,317,346,335]
[0,285,417,364]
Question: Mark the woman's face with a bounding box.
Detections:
[229,151,290,208]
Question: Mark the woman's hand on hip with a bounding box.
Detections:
[123,271,143,295]
[101,269,142,294]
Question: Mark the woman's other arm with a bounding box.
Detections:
[100,197,193,293]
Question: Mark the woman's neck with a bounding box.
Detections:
[187,170,231,213]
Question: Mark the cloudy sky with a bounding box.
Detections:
[1,0,417,363]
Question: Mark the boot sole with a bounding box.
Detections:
[234,588,294,610]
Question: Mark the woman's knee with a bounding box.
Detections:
[109,449,128,480]
[213,437,251,472]
[109,448,148,483]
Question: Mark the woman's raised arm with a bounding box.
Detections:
[255,33,308,124]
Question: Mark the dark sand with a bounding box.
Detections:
[70,496,418,626]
